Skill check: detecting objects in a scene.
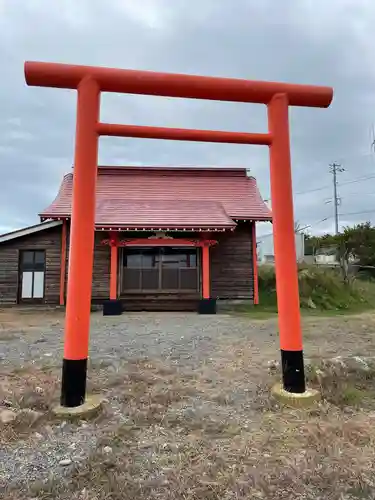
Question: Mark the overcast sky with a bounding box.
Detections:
[1,0,375,240]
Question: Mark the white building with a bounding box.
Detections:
[257,231,305,264]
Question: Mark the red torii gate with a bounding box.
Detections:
[24,61,333,408]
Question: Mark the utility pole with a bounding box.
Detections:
[329,162,345,234]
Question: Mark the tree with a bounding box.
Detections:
[294,220,302,233]
[314,222,375,281]
[340,222,375,268]
[304,234,319,255]
[304,233,336,256]
[303,222,375,283]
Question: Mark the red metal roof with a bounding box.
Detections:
[39,166,271,228]
[95,200,234,228]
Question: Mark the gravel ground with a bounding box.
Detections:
[0,310,276,492]
[2,308,375,498]
[0,310,276,368]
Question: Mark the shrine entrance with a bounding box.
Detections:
[24,59,333,407]
[121,247,199,293]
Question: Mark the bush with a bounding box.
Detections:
[257,265,278,308]
[258,264,375,311]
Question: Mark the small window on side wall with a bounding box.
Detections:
[19,250,46,301]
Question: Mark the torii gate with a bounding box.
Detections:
[24,61,333,409]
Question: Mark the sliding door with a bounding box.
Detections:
[121,247,198,293]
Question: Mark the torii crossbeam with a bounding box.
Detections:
[24,61,333,408]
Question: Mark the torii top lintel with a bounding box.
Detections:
[24,61,333,108]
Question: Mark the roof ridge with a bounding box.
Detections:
[96,165,248,175]
[97,198,225,202]
[68,166,250,173]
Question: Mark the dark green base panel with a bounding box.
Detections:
[198,298,217,314]
[103,299,123,316]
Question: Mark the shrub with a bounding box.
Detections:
[258,264,374,311]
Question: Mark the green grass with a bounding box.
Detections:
[230,265,375,318]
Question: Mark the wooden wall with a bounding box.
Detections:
[210,222,254,300]
[0,222,254,305]
[0,226,62,305]
[64,227,110,302]
[92,232,110,301]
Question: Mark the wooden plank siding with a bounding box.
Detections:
[211,222,254,300]
[0,222,254,306]
[0,226,62,305]
[92,232,111,301]
[64,227,111,303]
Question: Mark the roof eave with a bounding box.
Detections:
[39,214,70,221]
[39,215,237,229]
[40,214,272,225]
[0,220,63,244]
[95,225,236,232]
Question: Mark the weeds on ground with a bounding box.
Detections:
[4,310,375,499]
[229,264,375,317]
[6,353,375,499]
[16,403,375,499]
[0,365,60,443]
[307,358,375,410]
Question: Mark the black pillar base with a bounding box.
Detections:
[103,299,123,316]
[60,358,87,407]
[281,349,306,393]
[198,298,217,314]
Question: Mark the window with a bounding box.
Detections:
[19,250,46,300]
[162,248,188,268]
[122,247,198,292]
[125,250,160,268]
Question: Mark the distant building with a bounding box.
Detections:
[257,231,305,264]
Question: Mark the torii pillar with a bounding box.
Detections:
[24,61,333,408]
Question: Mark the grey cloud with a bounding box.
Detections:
[1,0,375,236]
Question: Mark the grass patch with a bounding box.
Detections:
[12,405,375,500]
[0,366,59,412]
[7,354,375,499]
[0,366,60,444]
[307,359,375,409]
[341,386,368,406]
[5,312,375,499]
[231,264,375,317]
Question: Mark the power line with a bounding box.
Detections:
[339,209,375,217]
[262,184,330,201]
[294,185,331,196]
[258,209,375,241]
[338,174,375,187]
[290,173,375,199]
[297,216,332,233]
[257,215,332,240]
[260,163,375,235]
[338,192,375,198]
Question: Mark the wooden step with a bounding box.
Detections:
[120,294,199,312]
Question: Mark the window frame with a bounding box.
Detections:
[121,247,199,293]
[18,249,46,302]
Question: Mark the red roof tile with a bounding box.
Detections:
[95,200,234,228]
[39,166,271,228]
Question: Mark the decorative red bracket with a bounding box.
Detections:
[101,237,218,247]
